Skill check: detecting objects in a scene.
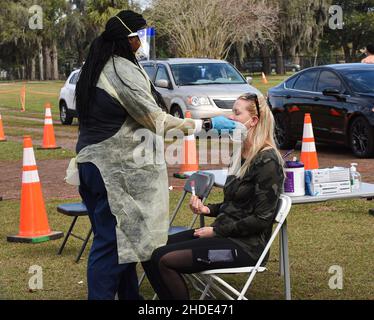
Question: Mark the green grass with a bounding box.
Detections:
[0,190,373,300]
[0,81,63,114]
[0,141,75,161]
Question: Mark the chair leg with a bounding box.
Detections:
[57,216,78,255]
[279,231,284,276]
[75,227,93,263]
[199,276,213,300]
[281,221,291,300]
[138,272,146,287]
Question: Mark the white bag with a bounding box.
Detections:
[64,157,80,186]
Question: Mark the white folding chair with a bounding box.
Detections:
[196,194,292,300]
[138,171,216,289]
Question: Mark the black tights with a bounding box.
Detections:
[142,229,256,300]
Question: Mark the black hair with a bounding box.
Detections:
[75,10,166,125]
[367,44,374,55]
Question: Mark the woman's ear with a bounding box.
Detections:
[248,116,259,127]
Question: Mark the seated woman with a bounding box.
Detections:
[142,93,285,300]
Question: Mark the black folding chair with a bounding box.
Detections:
[138,171,215,288]
[57,202,92,263]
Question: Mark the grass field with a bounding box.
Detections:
[1,77,373,300]
[1,191,373,300]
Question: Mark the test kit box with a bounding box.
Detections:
[309,167,350,184]
[310,181,351,196]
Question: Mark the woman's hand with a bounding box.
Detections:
[194,227,215,238]
[189,195,210,215]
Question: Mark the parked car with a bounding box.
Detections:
[271,61,301,73]
[268,63,374,158]
[242,60,263,73]
[58,69,80,125]
[140,58,259,119]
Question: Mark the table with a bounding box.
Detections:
[183,169,374,300]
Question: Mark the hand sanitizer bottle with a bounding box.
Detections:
[350,163,361,192]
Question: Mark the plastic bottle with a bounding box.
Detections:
[350,163,361,192]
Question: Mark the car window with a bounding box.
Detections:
[69,72,79,85]
[285,76,298,88]
[293,70,318,91]
[317,71,343,92]
[341,69,374,94]
[142,65,157,81]
[170,63,246,86]
[155,65,170,84]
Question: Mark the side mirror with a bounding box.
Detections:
[322,88,346,101]
[155,79,170,89]
[246,76,253,85]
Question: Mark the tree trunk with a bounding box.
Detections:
[43,46,52,80]
[31,57,36,81]
[38,39,44,80]
[343,45,351,63]
[51,41,59,80]
[275,45,285,75]
[260,45,271,75]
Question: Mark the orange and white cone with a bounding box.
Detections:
[7,136,63,243]
[174,111,199,179]
[300,113,319,170]
[38,102,60,149]
[261,72,268,84]
[0,114,6,142]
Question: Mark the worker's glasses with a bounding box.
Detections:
[240,93,260,119]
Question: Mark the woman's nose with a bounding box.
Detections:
[228,115,235,120]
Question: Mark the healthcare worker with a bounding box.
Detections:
[74,10,237,300]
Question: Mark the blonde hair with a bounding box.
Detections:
[236,93,284,179]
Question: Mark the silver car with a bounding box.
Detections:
[140,58,260,119]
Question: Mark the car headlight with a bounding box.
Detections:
[187,96,211,106]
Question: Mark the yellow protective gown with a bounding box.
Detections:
[76,56,197,263]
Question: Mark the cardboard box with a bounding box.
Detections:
[310,181,351,196]
[309,168,350,184]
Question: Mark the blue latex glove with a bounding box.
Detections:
[211,116,237,133]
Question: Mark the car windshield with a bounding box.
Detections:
[170,63,246,86]
[341,69,374,94]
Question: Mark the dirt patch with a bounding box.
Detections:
[0,158,79,201]
[1,135,374,202]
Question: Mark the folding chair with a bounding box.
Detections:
[57,202,93,263]
[195,194,292,300]
[138,171,215,288]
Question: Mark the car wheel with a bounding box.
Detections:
[170,105,184,119]
[274,112,297,150]
[349,116,374,158]
[60,102,74,125]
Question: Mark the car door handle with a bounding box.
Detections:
[313,97,320,101]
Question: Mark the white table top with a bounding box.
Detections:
[184,169,374,205]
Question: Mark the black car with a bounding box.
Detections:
[268,63,374,158]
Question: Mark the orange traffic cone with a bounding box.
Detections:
[38,102,60,150]
[300,113,319,170]
[173,111,199,179]
[261,72,268,84]
[0,113,6,142]
[7,136,63,243]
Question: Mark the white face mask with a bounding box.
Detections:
[135,45,147,60]
[229,119,251,142]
